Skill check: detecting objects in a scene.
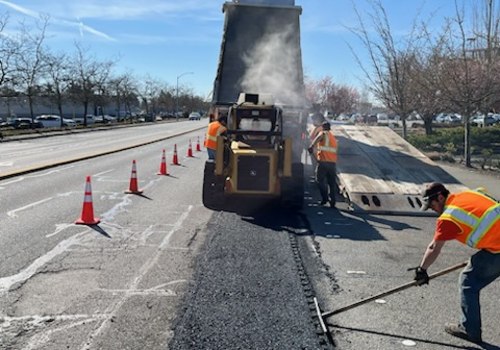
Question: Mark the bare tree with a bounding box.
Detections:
[305,76,360,115]
[12,16,49,121]
[349,0,423,139]
[44,52,71,120]
[68,43,113,126]
[0,13,16,89]
[429,1,500,166]
[137,75,166,117]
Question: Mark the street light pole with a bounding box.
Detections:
[176,71,194,121]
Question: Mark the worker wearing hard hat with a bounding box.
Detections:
[204,115,227,160]
[413,183,500,344]
[308,121,338,208]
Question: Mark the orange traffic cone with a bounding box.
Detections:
[125,160,143,194]
[196,136,201,151]
[75,176,100,225]
[172,144,180,165]
[187,140,194,157]
[157,149,169,175]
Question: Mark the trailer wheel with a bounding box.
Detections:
[281,163,304,210]
[202,162,225,210]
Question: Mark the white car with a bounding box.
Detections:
[74,115,96,125]
[470,114,496,127]
[35,115,77,128]
[188,112,201,120]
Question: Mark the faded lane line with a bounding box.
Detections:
[7,192,77,218]
[96,288,177,296]
[7,197,55,218]
[0,189,137,292]
[0,314,109,324]
[0,231,89,293]
[81,205,193,350]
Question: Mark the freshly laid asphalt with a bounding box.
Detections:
[168,209,331,349]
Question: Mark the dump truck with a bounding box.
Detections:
[202,0,307,210]
[204,0,468,215]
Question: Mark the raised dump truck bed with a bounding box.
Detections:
[213,1,304,105]
[333,125,468,215]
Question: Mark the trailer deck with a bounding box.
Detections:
[332,125,468,215]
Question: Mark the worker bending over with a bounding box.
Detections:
[413,183,500,344]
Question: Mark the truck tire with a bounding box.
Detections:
[202,162,225,210]
[281,163,304,210]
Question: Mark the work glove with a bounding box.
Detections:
[408,266,429,286]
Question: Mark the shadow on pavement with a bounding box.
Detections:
[330,325,498,350]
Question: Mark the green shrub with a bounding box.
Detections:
[407,126,500,157]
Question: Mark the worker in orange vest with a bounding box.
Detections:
[204,115,227,160]
[308,121,338,208]
[413,182,500,344]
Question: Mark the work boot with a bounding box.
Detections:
[318,200,328,206]
[444,323,482,344]
[329,200,336,208]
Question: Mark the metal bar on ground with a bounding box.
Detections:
[320,261,467,320]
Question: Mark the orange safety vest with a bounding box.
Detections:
[316,131,337,163]
[438,190,500,253]
[204,121,226,150]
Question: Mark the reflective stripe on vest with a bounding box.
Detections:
[205,121,226,150]
[440,191,499,250]
[317,131,337,162]
[441,206,479,228]
[467,204,500,247]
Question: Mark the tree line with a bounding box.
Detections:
[0,15,208,126]
[305,0,500,167]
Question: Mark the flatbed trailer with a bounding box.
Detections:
[332,125,468,215]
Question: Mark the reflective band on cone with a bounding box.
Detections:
[172,144,180,165]
[75,176,100,225]
[157,149,169,175]
[187,140,194,157]
[125,160,143,194]
[196,136,201,151]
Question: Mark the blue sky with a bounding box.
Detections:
[0,0,467,99]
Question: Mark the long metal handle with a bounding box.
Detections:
[321,261,467,319]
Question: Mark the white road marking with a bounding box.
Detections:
[0,314,109,324]
[0,231,89,293]
[94,169,114,177]
[7,192,77,217]
[45,223,76,238]
[81,206,193,350]
[97,288,177,296]
[402,339,417,346]
[7,197,55,218]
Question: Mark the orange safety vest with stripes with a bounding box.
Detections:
[204,121,226,150]
[316,131,338,163]
[438,190,500,253]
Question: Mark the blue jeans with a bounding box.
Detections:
[459,249,500,339]
[207,148,216,160]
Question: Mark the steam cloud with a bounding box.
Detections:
[241,23,305,106]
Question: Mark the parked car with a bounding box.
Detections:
[470,114,496,127]
[188,112,201,120]
[434,113,462,124]
[94,115,117,124]
[35,115,77,128]
[489,113,500,123]
[74,115,96,125]
[6,118,43,129]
